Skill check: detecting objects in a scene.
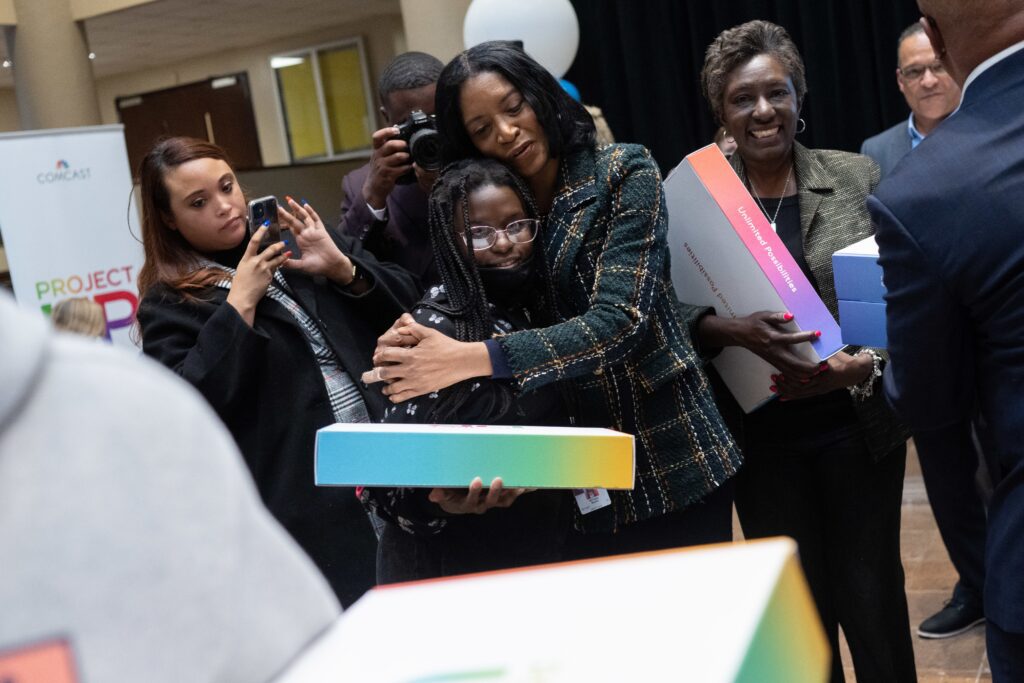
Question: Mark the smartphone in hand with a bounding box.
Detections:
[247,195,302,259]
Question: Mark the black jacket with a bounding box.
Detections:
[137,235,419,606]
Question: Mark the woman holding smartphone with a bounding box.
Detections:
[135,137,419,606]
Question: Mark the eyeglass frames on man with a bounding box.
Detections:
[462,218,539,251]
[899,61,947,82]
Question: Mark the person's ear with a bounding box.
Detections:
[380,105,390,125]
[161,211,177,232]
[896,67,908,97]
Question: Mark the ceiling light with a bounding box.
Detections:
[2,60,11,68]
[271,56,305,69]
[88,52,96,60]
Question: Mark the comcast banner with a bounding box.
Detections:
[0,125,143,348]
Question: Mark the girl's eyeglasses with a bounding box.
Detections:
[462,218,539,251]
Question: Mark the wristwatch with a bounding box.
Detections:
[346,262,365,287]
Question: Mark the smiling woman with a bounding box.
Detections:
[695,20,914,683]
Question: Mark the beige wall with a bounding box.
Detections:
[400,0,470,63]
[70,0,155,20]
[0,0,157,22]
[0,0,15,24]
[0,87,19,131]
[95,11,405,166]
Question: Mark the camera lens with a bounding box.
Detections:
[409,129,443,171]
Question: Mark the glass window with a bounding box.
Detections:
[272,38,374,162]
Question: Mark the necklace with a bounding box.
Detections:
[749,166,793,232]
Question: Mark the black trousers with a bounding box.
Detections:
[735,436,916,683]
[913,426,988,606]
[988,621,1024,682]
[376,490,572,584]
[563,478,735,560]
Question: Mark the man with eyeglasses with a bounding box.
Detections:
[861,22,962,177]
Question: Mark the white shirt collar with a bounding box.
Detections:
[960,40,1024,104]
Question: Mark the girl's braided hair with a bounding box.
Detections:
[424,157,539,341]
[421,157,541,422]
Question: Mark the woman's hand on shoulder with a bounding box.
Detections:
[428,477,527,515]
[277,197,357,285]
[698,310,823,380]
[226,224,290,326]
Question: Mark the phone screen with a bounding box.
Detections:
[248,196,281,253]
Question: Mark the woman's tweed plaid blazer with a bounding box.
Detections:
[726,142,909,459]
[497,143,742,531]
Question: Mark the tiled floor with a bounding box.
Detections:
[735,442,991,682]
[883,445,990,683]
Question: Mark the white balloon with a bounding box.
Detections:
[463,0,580,78]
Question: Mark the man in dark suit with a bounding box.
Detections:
[869,1,1024,678]
[334,52,443,286]
[860,22,961,178]
[868,21,985,643]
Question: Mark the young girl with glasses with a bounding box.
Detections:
[362,157,572,583]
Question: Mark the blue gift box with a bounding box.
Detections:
[832,236,887,347]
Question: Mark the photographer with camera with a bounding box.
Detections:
[335,52,444,286]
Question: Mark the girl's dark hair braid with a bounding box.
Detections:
[423,158,538,342]
[421,157,540,423]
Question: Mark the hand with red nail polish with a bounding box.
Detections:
[773,351,876,400]
[696,310,823,382]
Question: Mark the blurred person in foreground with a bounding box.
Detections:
[0,292,338,682]
[869,1,1024,678]
[866,20,985,643]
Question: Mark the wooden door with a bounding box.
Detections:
[117,73,263,175]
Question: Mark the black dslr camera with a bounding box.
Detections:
[394,109,442,184]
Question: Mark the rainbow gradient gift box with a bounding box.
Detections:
[277,538,829,683]
[314,424,635,489]
[665,145,844,413]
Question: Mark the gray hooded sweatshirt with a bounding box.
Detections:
[0,293,339,682]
